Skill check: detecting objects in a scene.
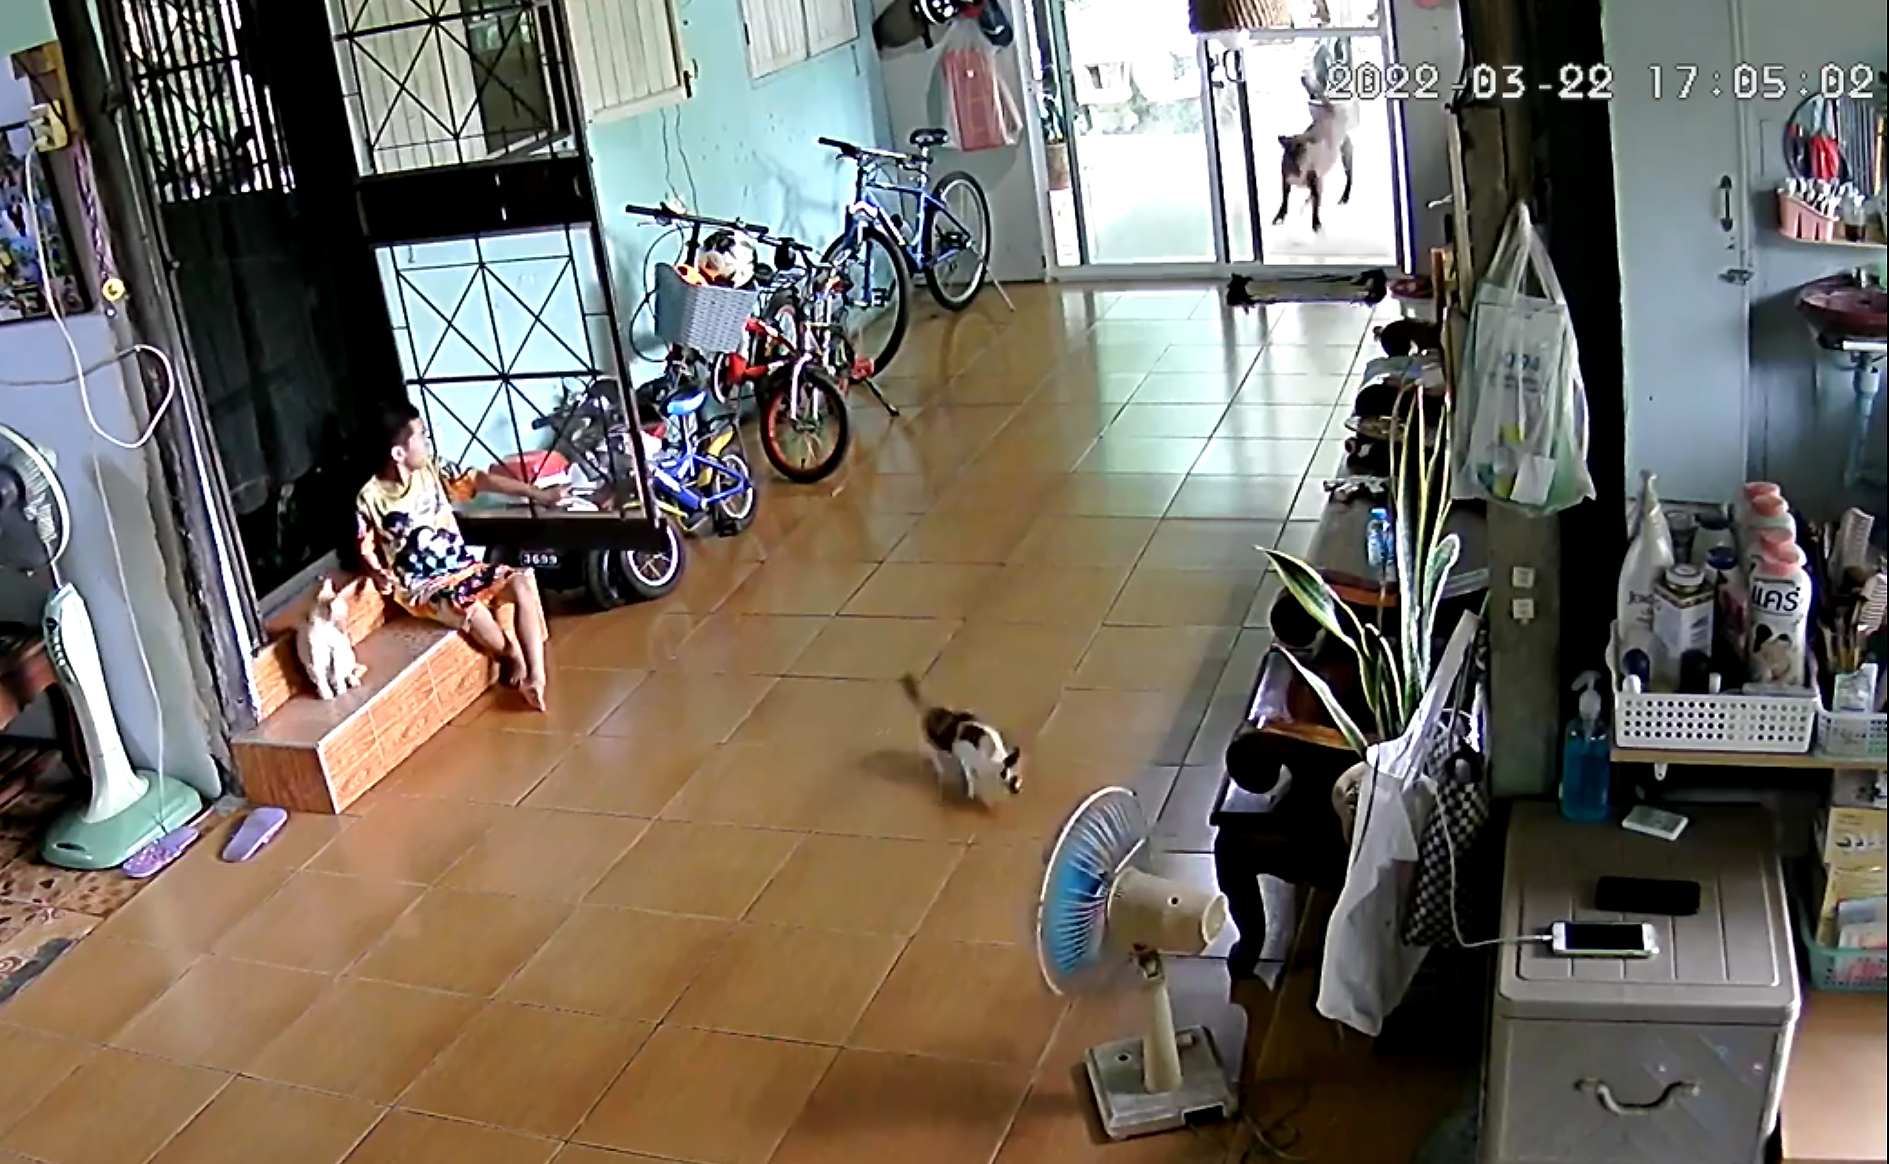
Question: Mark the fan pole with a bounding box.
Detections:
[1139,954,1184,1094]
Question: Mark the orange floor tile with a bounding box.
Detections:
[0,286,1465,1164]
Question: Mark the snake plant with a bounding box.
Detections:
[1258,388,1460,754]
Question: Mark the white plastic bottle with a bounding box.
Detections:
[1742,493,1794,565]
[1745,526,1798,582]
[1746,543,1812,688]
[1735,481,1782,542]
[1617,472,1675,646]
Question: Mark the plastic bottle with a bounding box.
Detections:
[1690,511,1737,567]
[1746,543,1812,688]
[1742,493,1794,569]
[1365,507,1396,582]
[1617,473,1674,647]
[1745,526,1798,581]
[1559,672,1612,823]
[1734,481,1781,542]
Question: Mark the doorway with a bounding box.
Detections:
[100,0,407,616]
[1034,0,1404,275]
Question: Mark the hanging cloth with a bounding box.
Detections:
[942,37,1022,152]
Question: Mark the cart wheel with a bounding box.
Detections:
[582,549,629,610]
[612,515,687,603]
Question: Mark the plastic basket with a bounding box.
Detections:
[1795,879,1888,992]
[1816,709,1889,763]
[1607,624,1818,753]
[653,264,758,356]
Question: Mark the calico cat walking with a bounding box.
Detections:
[898,673,1022,805]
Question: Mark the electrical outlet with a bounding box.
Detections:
[28,103,69,152]
[1510,597,1537,624]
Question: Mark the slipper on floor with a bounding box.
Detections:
[123,825,200,879]
[221,807,288,862]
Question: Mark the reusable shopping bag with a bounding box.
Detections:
[1459,202,1596,514]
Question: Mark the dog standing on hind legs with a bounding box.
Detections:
[898,674,1022,805]
[1274,83,1355,234]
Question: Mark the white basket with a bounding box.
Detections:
[1816,709,1889,762]
[1613,689,1818,753]
[1607,623,1818,753]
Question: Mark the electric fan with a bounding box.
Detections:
[1036,786,1239,1141]
[0,423,203,870]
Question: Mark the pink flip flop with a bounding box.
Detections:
[122,825,201,879]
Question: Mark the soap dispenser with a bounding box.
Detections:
[1559,671,1612,823]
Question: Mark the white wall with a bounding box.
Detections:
[874,9,1048,283]
[1,53,222,799]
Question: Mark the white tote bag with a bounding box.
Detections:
[1315,611,1481,1037]
[1458,203,1596,514]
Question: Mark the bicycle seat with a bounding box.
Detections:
[909,128,948,148]
[665,390,707,417]
[634,376,706,420]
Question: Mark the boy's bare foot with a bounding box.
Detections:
[500,648,527,689]
[521,673,547,712]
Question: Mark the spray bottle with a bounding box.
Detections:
[1559,671,1612,823]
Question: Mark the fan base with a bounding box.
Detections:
[1084,1027,1238,1141]
[40,771,203,871]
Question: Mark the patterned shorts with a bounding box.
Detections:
[403,562,516,629]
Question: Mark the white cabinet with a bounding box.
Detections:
[1605,0,1755,502]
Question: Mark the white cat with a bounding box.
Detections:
[298,577,366,700]
[899,673,1022,805]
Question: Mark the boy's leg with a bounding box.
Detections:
[463,604,526,687]
[509,569,549,710]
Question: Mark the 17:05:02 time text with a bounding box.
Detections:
[1650,63,1878,100]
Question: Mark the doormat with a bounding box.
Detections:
[0,905,99,1007]
[1227,269,1389,308]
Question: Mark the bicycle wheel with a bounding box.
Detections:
[709,442,758,534]
[757,365,852,484]
[923,171,991,312]
[821,223,911,373]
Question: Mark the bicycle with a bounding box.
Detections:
[818,128,994,372]
[619,204,763,539]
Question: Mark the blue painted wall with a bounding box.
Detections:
[588,0,892,332]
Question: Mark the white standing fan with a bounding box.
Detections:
[1036,786,1239,1140]
[0,423,202,870]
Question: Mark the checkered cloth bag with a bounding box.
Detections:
[1401,628,1491,949]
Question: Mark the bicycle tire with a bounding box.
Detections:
[709,443,759,534]
[922,171,991,312]
[757,365,852,484]
[821,223,912,373]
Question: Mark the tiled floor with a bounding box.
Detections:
[0,286,1448,1164]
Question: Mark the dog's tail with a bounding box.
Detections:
[898,672,928,710]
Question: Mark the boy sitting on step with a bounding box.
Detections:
[356,402,560,710]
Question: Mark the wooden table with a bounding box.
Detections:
[1781,991,1888,1164]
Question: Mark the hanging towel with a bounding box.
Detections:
[942,43,1022,152]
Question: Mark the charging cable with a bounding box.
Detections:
[19,142,181,830]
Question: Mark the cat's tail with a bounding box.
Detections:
[898,673,929,710]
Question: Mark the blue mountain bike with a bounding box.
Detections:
[818,128,993,372]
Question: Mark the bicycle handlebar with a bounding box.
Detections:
[623,202,770,237]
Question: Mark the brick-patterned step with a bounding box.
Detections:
[232,609,509,814]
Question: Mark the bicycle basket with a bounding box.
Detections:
[654,264,758,356]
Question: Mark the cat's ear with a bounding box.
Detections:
[316,576,336,600]
[1003,747,1021,769]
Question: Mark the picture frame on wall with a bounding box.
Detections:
[1,128,89,325]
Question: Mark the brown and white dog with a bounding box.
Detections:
[1274,100,1355,234]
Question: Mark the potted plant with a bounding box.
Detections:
[1257,386,1460,837]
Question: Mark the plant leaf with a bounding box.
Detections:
[1272,648,1372,756]
[1358,622,1405,737]
[1415,532,1463,711]
[1256,548,1366,653]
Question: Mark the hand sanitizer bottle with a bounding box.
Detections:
[1559,671,1612,823]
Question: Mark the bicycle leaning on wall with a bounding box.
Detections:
[818,128,994,372]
